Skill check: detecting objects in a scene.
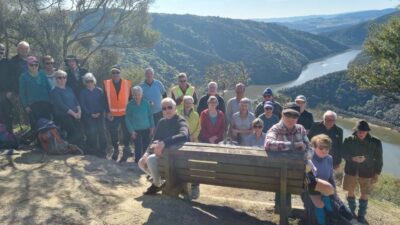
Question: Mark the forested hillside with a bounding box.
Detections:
[281,71,400,127]
[120,14,347,85]
[322,10,400,46]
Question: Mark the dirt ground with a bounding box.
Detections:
[0,150,399,225]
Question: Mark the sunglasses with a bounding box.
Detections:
[283,113,299,119]
[29,64,39,67]
[45,62,54,65]
[253,125,263,129]
[264,107,273,110]
[263,95,272,98]
[56,76,67,80]
[317,145,330,151]
[162,105,173,111]
[111,71,120,75]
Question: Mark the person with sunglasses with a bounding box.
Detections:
[258,101,279,133]
[242,118,266,147]
[19,56,52,133]
[42,55,57,89]
[171,72,198,112]
[264,102,312,214]
[104,65,132,162]
[51,70,84,148]
[79,73,108,157]
[138,97,189,195]
[254,87,282,119]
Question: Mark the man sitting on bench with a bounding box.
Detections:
[138,97,189,195]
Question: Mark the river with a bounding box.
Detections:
[228,49,400,177]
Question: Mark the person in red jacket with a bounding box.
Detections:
[199,96,225,144]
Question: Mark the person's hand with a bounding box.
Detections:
[131,132,137,140]
[6,92,13,100]
[154,141,165,156]
[209,136,218,143]
[352,156,365,163]
[150,127,155,136]
[333,164,340,170]
[107,112,113,121]
[76,111,81,120]
[25,106,32,113]
[294,142,306,151]
[91,113,100,118]
[372,173,379,184]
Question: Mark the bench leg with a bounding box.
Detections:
[280,164,288,225]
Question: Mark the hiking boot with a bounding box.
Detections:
[111,147,119,161]
[118,146,132,163]
[357,215,368,225]
[143,182,165,195]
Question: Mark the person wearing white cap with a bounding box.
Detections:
[295,95,314,131]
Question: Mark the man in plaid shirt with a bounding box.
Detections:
[264,102,312,213]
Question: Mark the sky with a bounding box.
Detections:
[150,0,398,19]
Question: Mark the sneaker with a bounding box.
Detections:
[118,147,132,163]
[143,183,165,195]
[111,148,119,161]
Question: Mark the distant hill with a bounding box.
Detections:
[255,8,397,34]
[322,10,400,47]
[121,13,347,85]
[281,71,400,127]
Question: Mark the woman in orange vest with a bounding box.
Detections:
[104,65,132,162]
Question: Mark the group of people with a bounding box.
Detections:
[0,41,383,225]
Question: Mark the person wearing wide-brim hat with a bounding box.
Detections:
[342,120,383,224]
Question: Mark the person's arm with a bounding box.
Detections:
[226,99,232,124]
[373,139,383,175]
[171,90,177,103]
[333,128,343,167]
[162,117,189,147]
[103,87,110,113]
[51,89,72,114]
[125,103,135,134]
[79,90,90,115]
[199,111,212,142]
[264,126,292,151]
[328,157,336,188]
[19,75,27,108]
[192,91,198,105]
[191,112,201,141]
[217,112,225,142]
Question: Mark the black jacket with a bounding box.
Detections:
[298,110,314,130]
[66,67,88,97]
[197,94,225,115]
[308,122,343,167]
[342,133,383,178]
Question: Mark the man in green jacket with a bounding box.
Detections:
[342,120,383,224]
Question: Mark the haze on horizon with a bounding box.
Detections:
[150,0,398,19]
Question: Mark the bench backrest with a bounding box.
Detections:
[158,142,305,195]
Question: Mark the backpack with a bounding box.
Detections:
[0,123,17,149]
[36,118,83,155]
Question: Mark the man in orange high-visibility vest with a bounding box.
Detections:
[104,65,132,162]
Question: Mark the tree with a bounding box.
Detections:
[205,62,251,91]
[348,15,400,100]
[0,0,158,64]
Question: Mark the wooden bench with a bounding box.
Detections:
[158,142,306,225]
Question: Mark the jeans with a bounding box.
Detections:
[83,115,107,156]
[133,129,150,163]
[106,115,130,149]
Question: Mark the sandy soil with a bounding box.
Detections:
[0,150,399,225]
